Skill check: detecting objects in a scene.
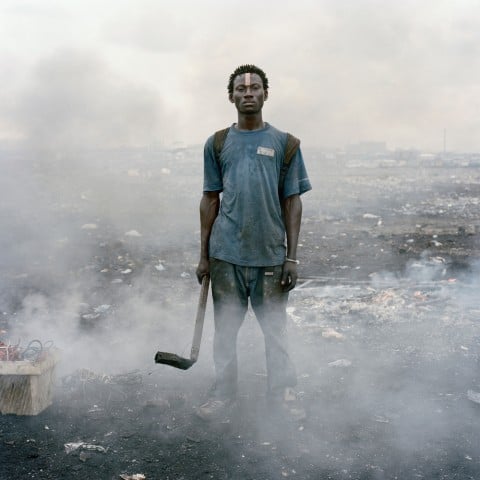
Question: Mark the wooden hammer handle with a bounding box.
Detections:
[190,275,210,361]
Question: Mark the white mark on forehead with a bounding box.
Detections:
[244,72,251,86]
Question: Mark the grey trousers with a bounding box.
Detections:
[209,258,297,399]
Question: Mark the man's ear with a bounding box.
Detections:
[229,94,234,103]
[264,90,268,100]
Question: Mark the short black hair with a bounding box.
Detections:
[228,64,269,95]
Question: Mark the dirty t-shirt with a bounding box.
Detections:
[203,123,312,267]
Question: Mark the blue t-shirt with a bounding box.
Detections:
[203,123,312,267]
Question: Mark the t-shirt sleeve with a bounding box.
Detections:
[282,147,312,199]
[203,135,223,192]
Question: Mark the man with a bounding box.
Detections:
[195,65,311,421]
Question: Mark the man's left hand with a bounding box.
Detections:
[281,262,298,291]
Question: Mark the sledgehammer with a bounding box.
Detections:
[154,275,210,370]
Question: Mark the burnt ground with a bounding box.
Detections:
[1,149,480,479]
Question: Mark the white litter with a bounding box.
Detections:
[64,442,84,454]
[467,390,480,404]
[94,304,111,314]
[322,328,345,340]
[124,230,142,237]
[64,442,108,454]
[328,359,352,368]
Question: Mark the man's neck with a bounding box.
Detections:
[235,113,265,131]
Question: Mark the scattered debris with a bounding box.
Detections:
[94,304,111,314]
[64,442,108,454]
[64,442,84,454]
[120,474,146,480]
[467,390,480,405]
[413,291,428,301]
[87,405,103,413]
[322,327,345,340]
[81,313,100,322]
[81,304,112,325]
[328,359,352,368]
[124,230,142,237]
[286,306,302,324]
[83,444,108,453]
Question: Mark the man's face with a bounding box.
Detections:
[230,72,268,114]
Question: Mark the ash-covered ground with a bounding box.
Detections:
[1,147,480,479]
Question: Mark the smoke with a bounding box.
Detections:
[0,48,201,382]
[0,151,202,375]
[3,1,480,150]
[13,48,163,150]
[2,129,480,477]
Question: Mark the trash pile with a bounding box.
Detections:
[0,341,21,361]
[396,194,480,220]
[0,339,53,362]
[291,279,468,328]
[290,276,480,365]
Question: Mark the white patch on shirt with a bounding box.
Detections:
[257,146,275,157]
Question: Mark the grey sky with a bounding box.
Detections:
[1,0,479,151]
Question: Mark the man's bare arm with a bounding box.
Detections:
[196,191,220,283]
[281,194,302,291]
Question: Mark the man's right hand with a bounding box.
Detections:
[196,258,210,284]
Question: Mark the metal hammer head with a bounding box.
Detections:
[154,351,195,370]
